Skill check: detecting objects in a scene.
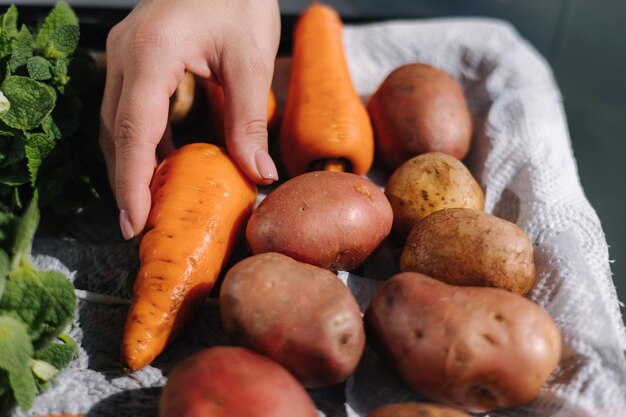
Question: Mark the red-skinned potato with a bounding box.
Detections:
[220,252,365,388]
[368,63,472,171]
[159,346,318,417]
[246,171,393,271]
[367,402,471,417]
[365,272,562,413]
[400,208,535,294]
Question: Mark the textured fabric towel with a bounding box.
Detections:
[12,17,626,417]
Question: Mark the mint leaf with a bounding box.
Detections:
[0,316,36,411]
[9,25,33,72]
[0,76,56,130]
[36,270,76,344]
[51,58,69,91]
[41,114,61,140]
[26,56,52,81]
[0,268,52,343]
[44,25,79,59]
[0,315,32,373]
[25,132,56,185]
[0,31,12,59]
[1,5,19,39]
[35,2,78,52]
[33,333,77,369]
[8,364,36,411]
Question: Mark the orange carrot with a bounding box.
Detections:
[122,143,257,371]
[279,3,374,177]
[204,80,279,144]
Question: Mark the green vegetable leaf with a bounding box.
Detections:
[30,359,58,382]
[35,2,78,52]
[44,25,79,59]
[9,25,33,72]
[1,5,19,39]
[33,333,77,369]
[0,268,52,343]
[26,56,52,81]
[0,76,56,130]
[0,315,33,373]
[0,32,12,60]
[10,198,39,266]
[51,58,69,91]
[35,270,76,344]
[25,132,56,185]
[0,133,24,168]
[8,364,37,411]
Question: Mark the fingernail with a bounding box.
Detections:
[255,149,279,184]
[120,209,135,240]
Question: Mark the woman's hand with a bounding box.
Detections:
[99,0,280,240]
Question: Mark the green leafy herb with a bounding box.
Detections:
[0,2,107,219]
[0,199,78,412]
[34,2,78,52]
[0,76,56,130]
[26,56,52,81]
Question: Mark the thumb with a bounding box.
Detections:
[221,57,278,185]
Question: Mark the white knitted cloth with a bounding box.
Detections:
[12,18,626,417]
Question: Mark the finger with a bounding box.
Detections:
[99,64,124,192]
[222,55,278,185]
[114,67,174,239]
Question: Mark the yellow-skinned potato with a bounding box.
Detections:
[400,208,535,294]
[385,152,484,242]
[367,403,471,417]
[365,273,562,413]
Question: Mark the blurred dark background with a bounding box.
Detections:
[6,0,626,322]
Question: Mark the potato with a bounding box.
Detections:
[169,71,196,123]
[160,346,318,417]
[400,208,535,294]
[368,63,473,171]
[367,402,470,417]
[365,272,562,413]
[385,152,484,242]
[220,252,365,388]
[246,171,393,271]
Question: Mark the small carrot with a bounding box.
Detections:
[204,80,279,144]
[279,3,374,177]
[122,143,257,371]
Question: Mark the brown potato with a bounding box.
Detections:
[368,63,472,171]
[169,71,196,123]
[400,208,535,294]
[367,402,471,417]
[365,273,562,413]
[246,171,393,271]
[385,152,484,242]
[220,252,365,388]
[160,346,318,417]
